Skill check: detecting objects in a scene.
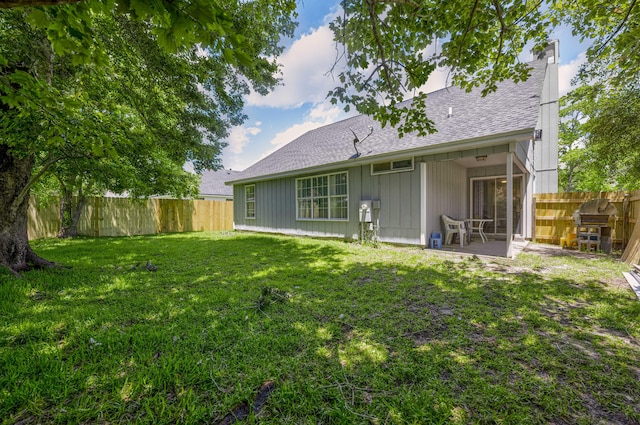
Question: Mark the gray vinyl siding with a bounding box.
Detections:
[357,164,422,244]
[234,174,353,239]
[233,164,425,244]
[233,184,244,226]
[534,44,559,193]
[516,139,534,173]
[233,156,499,245]
[424,160,467,241]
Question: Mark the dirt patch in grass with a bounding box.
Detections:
[215,381,275,425]
[488,242,630,288]
[523,243,603,259]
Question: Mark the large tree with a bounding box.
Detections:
[559,83,640,192]
[0,1,296,275]
[37,14,235,238]
[557,94,613,192]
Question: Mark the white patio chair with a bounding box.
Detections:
[441,215,467,247]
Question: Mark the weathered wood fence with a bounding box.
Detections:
[28,197,234,240]
[534,190,640,249]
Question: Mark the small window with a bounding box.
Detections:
[372,162,391,173]
[392,159,413,169]
[371,158,414,175]
[245,185,256,219]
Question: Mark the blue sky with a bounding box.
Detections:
[220,2,591,172]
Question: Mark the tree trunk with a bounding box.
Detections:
[57,187,86,238]
[0,145,56,276]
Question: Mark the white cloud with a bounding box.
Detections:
[246,25,342,108]
[269,102,344,151]
[306,102,342,124]
[223,155,254,172]
[225,124,261,154]
[417,67,451,94]
[558,51,587,96]
[221,102,347,172]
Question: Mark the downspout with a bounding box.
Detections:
[420,162,427,246]
[506,151,514,258]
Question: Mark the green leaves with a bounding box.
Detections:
[1,1,296,205]
[554,0,640,87]
[559,84,640,191]
[25,7,46,26]
[329,0,552,136]
[328,0,639,140]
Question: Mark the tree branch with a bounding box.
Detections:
[594,0,637,57]
[366,0,400,94]
[363,0,430,99]
[328,2,348,78]
[457,0,480,61]
[513,0,545,26]
[374,0,420,6]
[12,153,62,216]
[491,0,507,65]
[360,59,410,93]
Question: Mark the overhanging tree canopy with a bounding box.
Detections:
[327,0,639,137]
[0,1,297,276]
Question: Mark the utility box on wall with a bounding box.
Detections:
[359,200,381,223]
[359,200,372,222]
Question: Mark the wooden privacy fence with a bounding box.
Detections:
[534,190,640,250]
[28,197,234,240]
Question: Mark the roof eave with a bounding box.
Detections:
[225,127,535,185]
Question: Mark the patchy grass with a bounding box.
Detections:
[1,232,638,424]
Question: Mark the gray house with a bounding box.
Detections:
[227,43,559,257]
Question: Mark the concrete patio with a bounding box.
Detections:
[428,237,530,259]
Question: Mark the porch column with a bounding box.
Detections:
[506,152,513,258]
[420,162,427,246]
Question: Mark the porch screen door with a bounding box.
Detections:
[471,176,522,235]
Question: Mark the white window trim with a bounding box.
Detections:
[245,184,256,220]
[296,171,349,221]
[370,157,414,175]
[468,174,524,235]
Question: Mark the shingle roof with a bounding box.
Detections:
[230,59,547,184]
[199,169,240,196]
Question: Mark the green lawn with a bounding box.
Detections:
[1,232,639,424]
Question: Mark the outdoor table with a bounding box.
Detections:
[465,218,493,243]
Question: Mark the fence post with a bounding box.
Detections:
[154,199,161,235]
[93,197,100,237]
[532,196,536,243]
[623,193,630,249]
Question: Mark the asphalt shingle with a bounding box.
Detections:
[199,169,240,197]
[230,59,547,183]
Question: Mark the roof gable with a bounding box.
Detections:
[230,59,548,183]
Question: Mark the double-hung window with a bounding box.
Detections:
[296,172,348,220]
[245,184,256,219]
